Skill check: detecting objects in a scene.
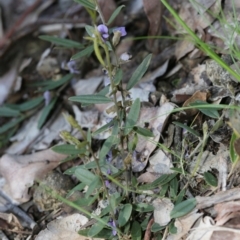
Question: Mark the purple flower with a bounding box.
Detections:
[108,219,117,236]
[113,27,127,37]
[97,24,109,40]
[105,180,111,188]
[67,60,80,74]
[43,91,51,106]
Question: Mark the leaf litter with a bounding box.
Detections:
[1,0,240,239]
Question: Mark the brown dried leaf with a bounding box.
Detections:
[36,213,103,240]
[0,149,66,203]
[97,0,123,26]
[142,0,162,52]
[182,90,207,116]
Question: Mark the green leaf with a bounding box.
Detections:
[190,101,220,119]
[85,175,101,198]
[169,221,177,234]
[114,68,123,85]
[69,94,112,104]
[175,189,185,205]
[92,118,115,136]
[0,116,25,134]
[71,45,94,60]
[40,74,73,91]
[118,204,132,227]
[204,172,218,187]
[107,5,125,25]
[88,216,109,237]
[75,0,96,10]
[85,25,95,37]
[124,98,141,135]
[131,221,142,240]
[170,198,197,219]
[0,106,20,117]
[39,35,83,49]
[230,132,239,163]
[151,223,165,232]
[126,54,152,90]
[38,97,58,129]
[133,203,154,212]
[170,177,178,198]
[173,121,201,137]
[139,173,178,190]
[51,144,86,155]
[18,96,44,111]
[99,135,119,161]
[74,168,96,186]
[159,183,169,197]
[133,126,154,137]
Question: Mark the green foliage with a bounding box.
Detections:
[107,5,125,25]
[69,94,112,104]
[38,97,58,129]
[39,35,83,49]
[71,45,94,60]
[126,54,152,90]
[170,198,197,219]
[204,172,218,187]
[0,106,20,117]
[74,0,96,10]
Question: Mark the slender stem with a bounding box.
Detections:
[95,0,106,25]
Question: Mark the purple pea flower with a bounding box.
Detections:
[67,60,80,74]
[113,27,127,37]
[97,24,109,40]
[108,219,117,236]
[43,91,51,106]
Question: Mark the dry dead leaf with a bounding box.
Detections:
[142,0,162,52]
[97,0,123,26]
[215,201,240,226]
[35,213,103,240]
[132,102,175,172]
[73,76,104,96]
[0,149,66,203]
[182,90,207,117]
[167,209,202,240]
[171,64,209,103]
[196,188,240,210]
[153,198,173,226]
[0,212,23,230]
[187,216,215,240]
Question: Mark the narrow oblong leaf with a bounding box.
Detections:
[92,118,115,136]
[38,97,58,129]
[114,68,123,85]
[124,98,141,135]
[230,132,239,163]
[204,172,218,187]
[133,126,154,137]
[40,74,73,92]
[170,198,197,219]
[190,101,220,119]
[51,144,86,155]
[173,121,201,137]
[0,116,25,134]
[118,204,132,227]
[131,221,142,240]
[75,0,96,10]
[74,168,96,186]
[126,54,152,90]
[18,96,44,111]
[88,216,109,237]
[0,106,20,117]
[39,35,83,49]
[99,135,119,161]
[69,94,112,104]
[71,45,94,60]
[133,203,154,212]
[85,175,101,197]
[107,5,125,25]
